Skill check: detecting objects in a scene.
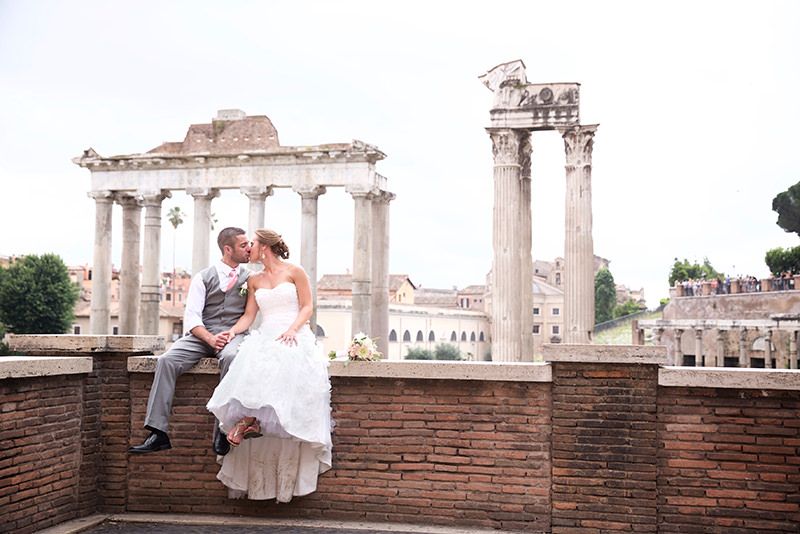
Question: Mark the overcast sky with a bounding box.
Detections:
[1,0,799,307]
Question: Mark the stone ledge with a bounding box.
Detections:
[542,343,668,364]
[659,366,800,390]
[128,356,552,382]
[8,334,164,355]
[0,356,93,379]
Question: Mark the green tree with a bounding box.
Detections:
[434,343,462,360]
[668,258,723,287]
[405,347,433,360]
[772,181,800,237]
[0,254,79,334]
[612,299,642,319]
[765,246,800,276]
[594,267,616,324]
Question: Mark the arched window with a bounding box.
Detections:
[403,330,411,342]
[428,330,435,342]
[450,331,457,342]
[479,331,485,342]
[416,330,424,342]
[460,331,467,342]
[389,329,397,342]
[315,324,326,337]
[470,332,476,342]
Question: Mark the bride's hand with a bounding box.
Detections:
[277,328,298,346]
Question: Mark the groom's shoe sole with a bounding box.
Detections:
[128,442,172,454]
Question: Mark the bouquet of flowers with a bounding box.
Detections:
[328,332,382,361]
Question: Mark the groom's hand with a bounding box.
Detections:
[211,331,230,351]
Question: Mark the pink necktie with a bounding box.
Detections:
[225,269,237,291]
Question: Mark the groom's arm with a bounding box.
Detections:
[183,272,228,350]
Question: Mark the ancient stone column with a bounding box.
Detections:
[350,191,373,337]
[117,194,142,335]
[519,135,534,361]
[241,186,273,236]
[139,190,170,335]
[371,191,395,358]
[790,330,798,370]
[295,185,326,333]
[188,188,220,275]
[561,125,598,344]
[694,328,704,367]
[674,329,684,366]
[716,329,726,367]
[487,128,529,362]
[738,328,748,368]
[764,329,773,368]
[89,191,114,335]
[654,328,663,344]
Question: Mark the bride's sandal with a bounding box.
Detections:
[226,419,249,447]
[243,418,262,440]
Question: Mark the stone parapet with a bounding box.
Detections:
[659,366,800,390]
[543,343,668,364]
[0,355,92,378]
[128,356,552,382]
[7,334,164,355]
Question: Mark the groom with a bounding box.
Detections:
[129,227,251,456]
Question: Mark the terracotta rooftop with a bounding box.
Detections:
[317,274,415,292]
[413,288,458,308]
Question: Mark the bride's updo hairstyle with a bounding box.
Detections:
[255,229,290,259]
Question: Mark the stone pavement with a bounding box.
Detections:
[85,522,425,534]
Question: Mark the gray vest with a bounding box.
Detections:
[200,266,251,334]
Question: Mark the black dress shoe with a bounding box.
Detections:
[128,431,171,454]
[213,429,231,456]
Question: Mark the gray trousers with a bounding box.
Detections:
[144,333,245,435]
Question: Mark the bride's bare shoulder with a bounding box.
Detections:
[248,271,268,286]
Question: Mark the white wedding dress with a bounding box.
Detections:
[206,282,332,502]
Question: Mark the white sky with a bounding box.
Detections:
[1,0,799,307]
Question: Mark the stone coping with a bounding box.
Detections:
[7,334,164,355]
[542,343,668,364]
[128,355,552,382]
[0,356,93,379]
[659,366,800,390]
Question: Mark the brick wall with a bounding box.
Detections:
[0,376,85,534]
[127,373,552,531]
[658,386,800,532]
[551,362,659,533]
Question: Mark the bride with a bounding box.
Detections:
[206,228,332,502]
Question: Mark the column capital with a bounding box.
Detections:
[187,187,220,200]
[373,190,396,204]
[139,190,171,206]
[560,124,598,166]
[88,190,115,203]
[694,328,704,338]
[293,185,327,199]
[346,188,376,200]
[487,128,531,167]
[115,193,142,208]
[240,185,274,200]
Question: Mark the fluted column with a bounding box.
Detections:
[519,135,534,361]
[371,191,395,358]
[350,191,373,337]
[242,186,273,236]
[488,128,529,362]
[739,328,748,368]
[188,188,220,275]
[561,125,598,344]
[295,185,326,333]
[674,329,684,366]
[694,328,704,367]
[89,191,114,334]
[139,190,170,335]
[117,194,142,335]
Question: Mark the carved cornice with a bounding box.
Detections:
[488,129,530,167]
[561,124,598,168]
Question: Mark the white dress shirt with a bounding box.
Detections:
[183,261,240,334]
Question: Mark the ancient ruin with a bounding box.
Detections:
[480,60,597,361]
